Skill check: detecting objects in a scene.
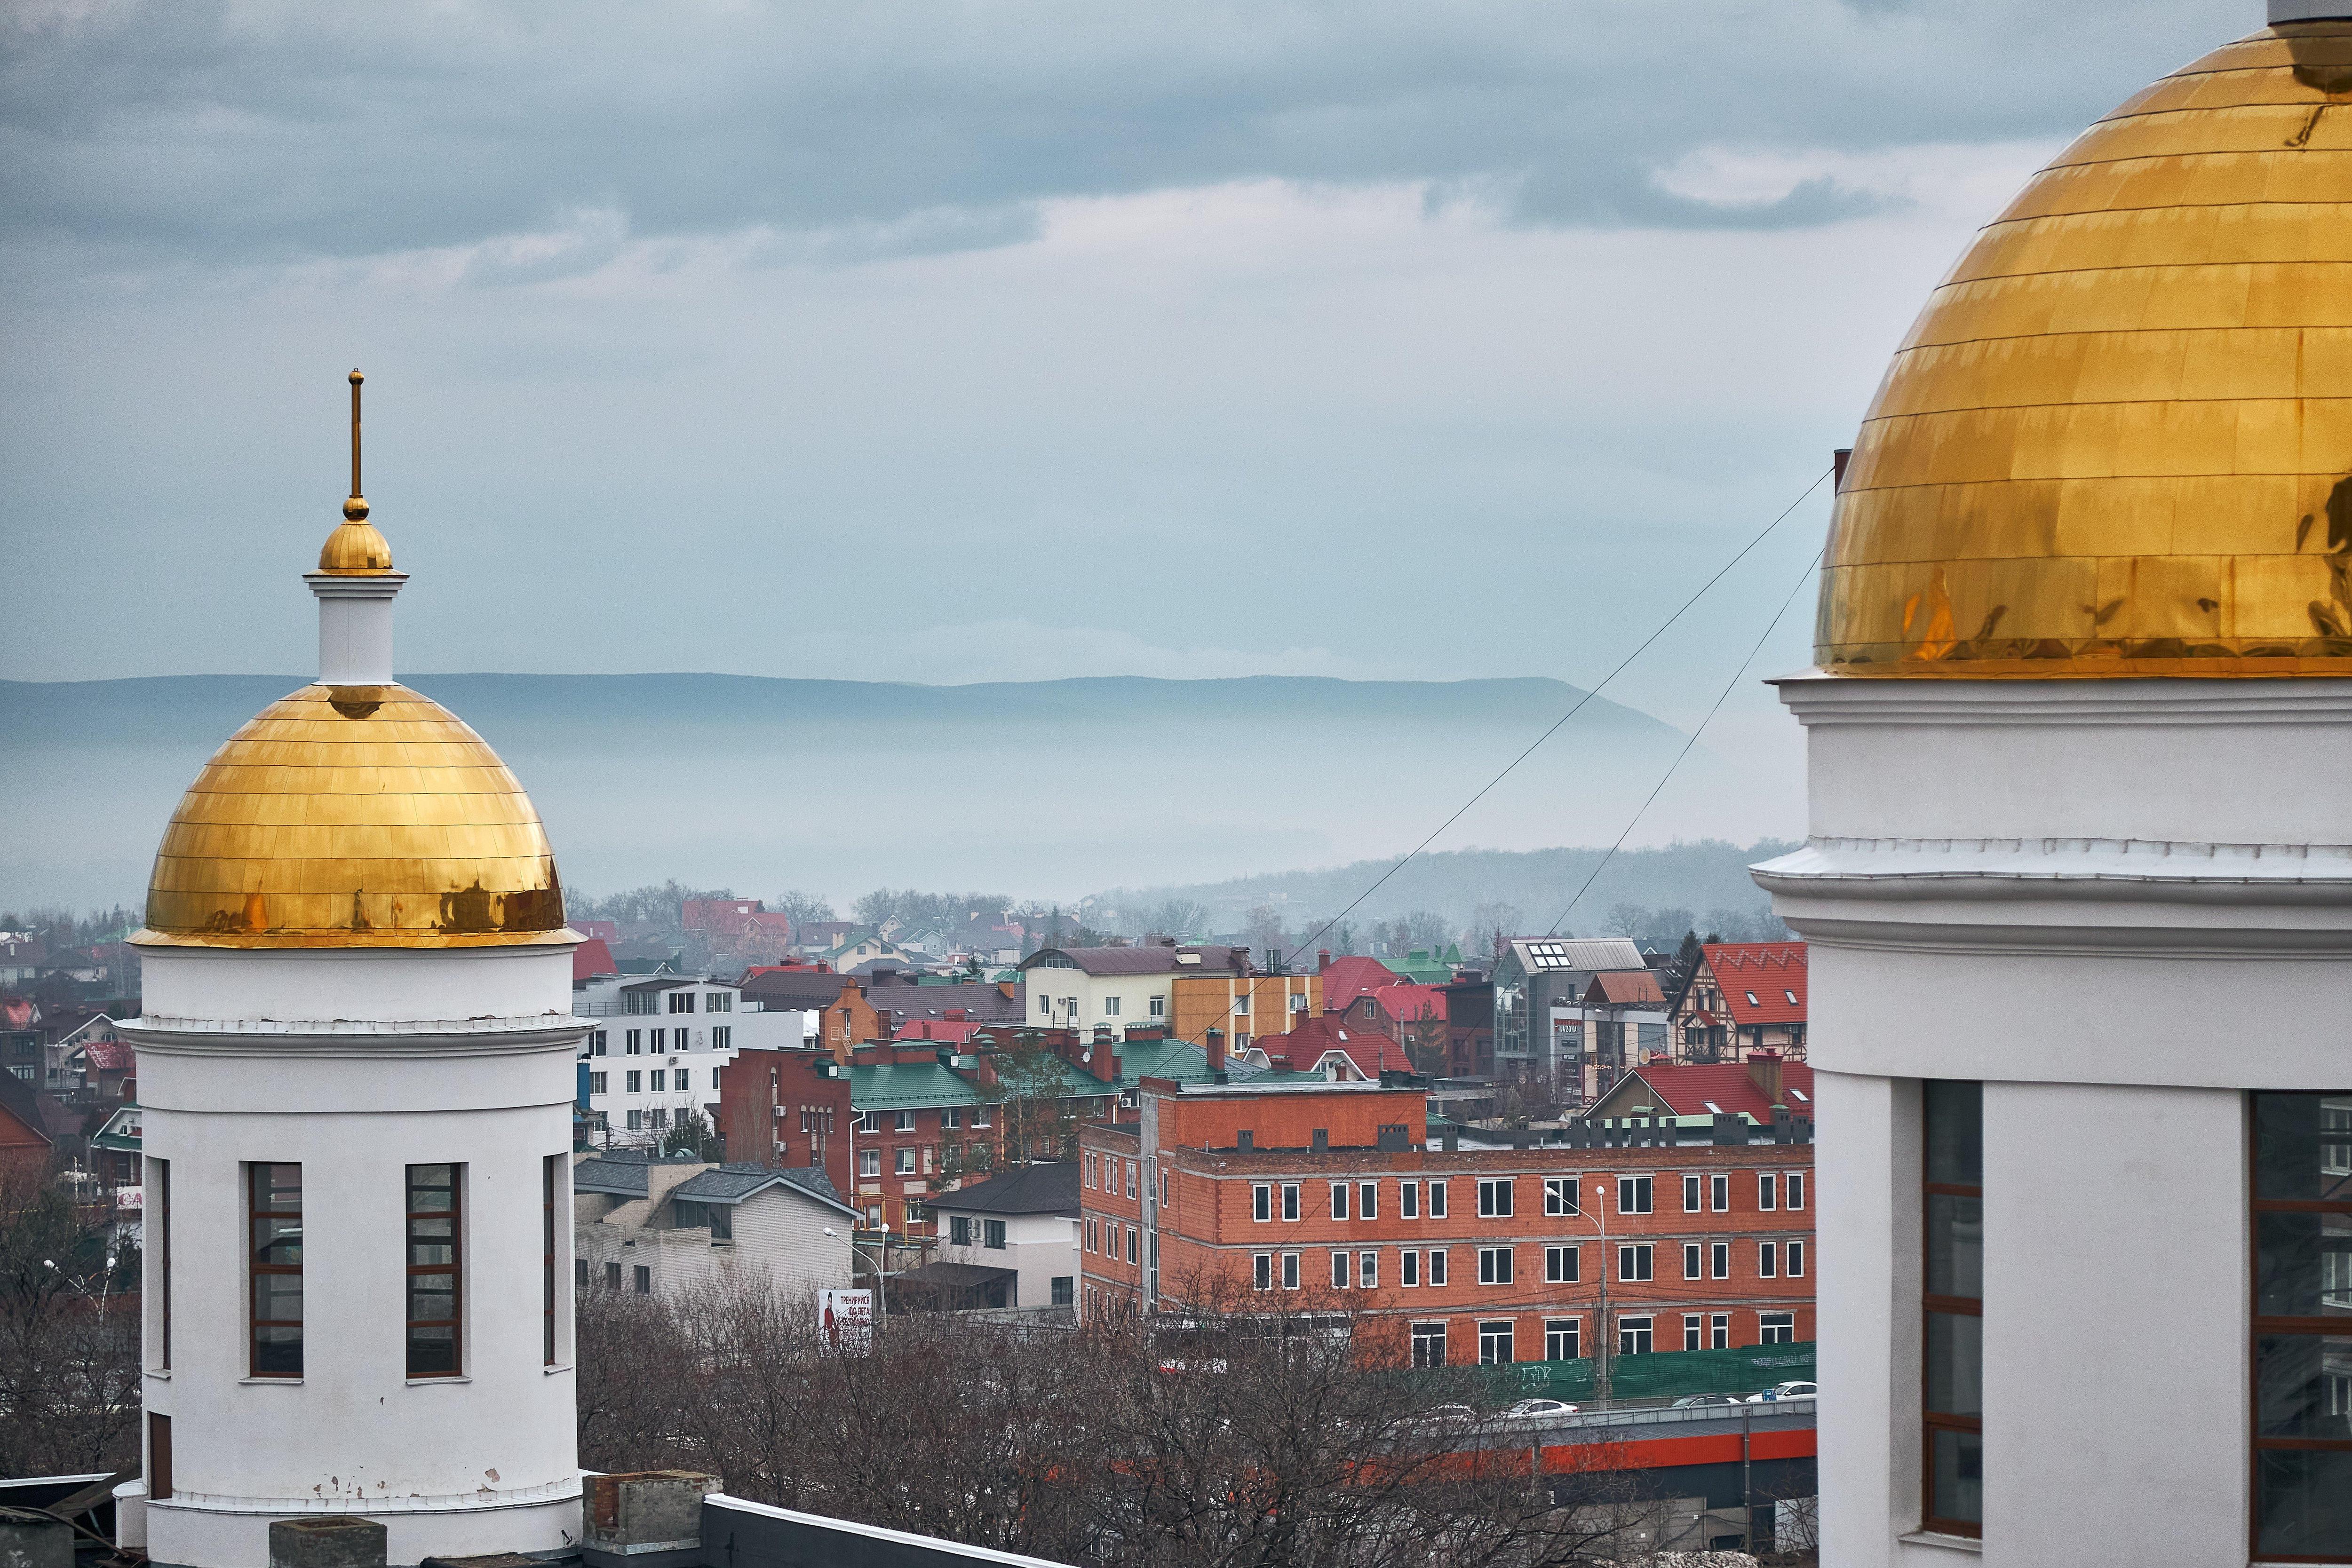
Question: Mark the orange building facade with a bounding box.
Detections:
[1168,971,1321,1055]
[1078,1078,1813,1370]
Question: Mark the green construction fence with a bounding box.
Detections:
[1473,1339,1816,1404]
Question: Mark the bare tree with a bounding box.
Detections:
[770,889,836,926]
[1151,899,1213,941]
[1602,903,1647,940]
[576,1265,1676,1568]
[0,1166,142,1476]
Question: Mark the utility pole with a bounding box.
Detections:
[1742,1396,1756,1552]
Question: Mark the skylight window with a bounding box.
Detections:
[1786,990,1799,1005]
[1703,1100,1724,1114]
[1746,992,1759,1006]
[1789,1088,1809,1102]
[1523,940,1572,969]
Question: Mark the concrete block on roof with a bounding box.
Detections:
[266,1516,387,1568]
[582,1471,718,1568]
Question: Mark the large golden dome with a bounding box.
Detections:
[1819,19,2352,676]
[139,683,567,948]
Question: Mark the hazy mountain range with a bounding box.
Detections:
[0,673,1802,915]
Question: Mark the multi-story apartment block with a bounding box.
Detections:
[1078,1076,1813,1372]
[575,973,799,1140]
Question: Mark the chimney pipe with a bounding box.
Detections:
[1317,949,1332,973]
[1205,1028,1226,1076]
[1746,1050,1784,1108]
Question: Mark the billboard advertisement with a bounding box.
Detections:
[819,1288,874,1354]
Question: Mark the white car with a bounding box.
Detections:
[1503,1397,1580,1420]
[1745,1380,1818,1403]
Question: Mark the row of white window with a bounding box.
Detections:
[586,1026,732,1056]
[1238,1238,1804,1290]
[857,1106,990,1133]
[1246,1171,1804,1222]
[622,990,736,1016]
[1086,1152,1139,1197]
[588,1067,721,1097]
[1413,1312,1800,1366]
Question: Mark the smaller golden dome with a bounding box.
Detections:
[318,500,394,575]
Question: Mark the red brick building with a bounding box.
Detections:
[1078,1076,1813,1370]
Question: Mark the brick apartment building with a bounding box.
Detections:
[1079,1075,1813,1370]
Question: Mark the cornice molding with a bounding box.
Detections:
[121,1016,588,1060]
[1754,836,2352,906]
[1770,672,2352,728]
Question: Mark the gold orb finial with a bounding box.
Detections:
[317,365,393,575]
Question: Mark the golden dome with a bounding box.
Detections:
[138,683,568,948]
[318,496,395,575]
[1819,20,2352,676]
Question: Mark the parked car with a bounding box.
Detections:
[1670,1393,1747,1408]
[1502,1398,1579,1420]
[1745,1381,1818,1403]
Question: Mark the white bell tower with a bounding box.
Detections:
[121,372,585,1568]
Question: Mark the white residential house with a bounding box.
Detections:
[572,1152,855,1298]
[1015,942,1250,1034]
[915,1161,1080,1310]
[575,974,800,1143]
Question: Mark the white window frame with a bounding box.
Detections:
[1711,1241,1730,1280]
[1401,1180,1420,1220]
[1618,1175,1653,1215]
[1788,1240,1806,1278]
[1788,1172,1806,1210]
[1759,1173,1778,1212]
[1758,1241,1778,1278]
[1478,1245,1514,1285]
[895,1147,916,1176]
[1359,1182,1378,1220]
[1331,1182,1350,1221]
[1682,1174,1701,1213]
[1683,1242,1702,1280]
[1710,1313,1730,1349]
[1619,1242,1653,1282]
[1684,1314,1704,1352]
[1252,1183,1271,1222]
[1478,1320,1515,1366]
[1359,1250,1378,1289]
[1253,1253,1272,1291]
[1545,1243,1579,1283]
[1710,1173,1729,1212]
[858,1149,881,1178]
[1402,1249,1420,1287]
[1759,1311,1796,1346]
[1546,1317,1579,1361]
[1620,1315,1654,1356]
[1478,1178,1514,1218]
[1332,1251,1351,1289]
[1429,1180,1448,1219]
[1281,1251,1300,1290]
[1281,1182,1301,1221]
[1544,1177,1578,1216]
[1429,1247,1448,1286]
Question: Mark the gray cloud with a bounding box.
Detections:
[0,0,2228,264]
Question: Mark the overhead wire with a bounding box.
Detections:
[1545,543,1827,937]
[1155,464,1835,1052]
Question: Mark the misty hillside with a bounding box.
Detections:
[0,672,1802,911]
[1096,838,1799,939]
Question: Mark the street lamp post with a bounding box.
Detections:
[822,1222,891,1318]
[1551,1182,1613,1403]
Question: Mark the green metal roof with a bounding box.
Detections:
[849,1062,981,1109]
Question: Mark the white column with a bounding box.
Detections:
[305,573,405,686]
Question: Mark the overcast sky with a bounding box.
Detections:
[1,0,2233,760]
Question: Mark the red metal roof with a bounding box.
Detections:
[571,938,617,983]
[1256,1012,1414,1077]
[1703,942,1807,1027]
[1622,1060,1816,1121]
[1583,969,1665,1006]
[1319,956,1403,1009]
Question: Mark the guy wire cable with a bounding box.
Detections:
[1545,542,1828,938]
[1165,464,1834,1048]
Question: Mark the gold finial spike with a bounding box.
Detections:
[318,367,392,573]
[345,368,367,522]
